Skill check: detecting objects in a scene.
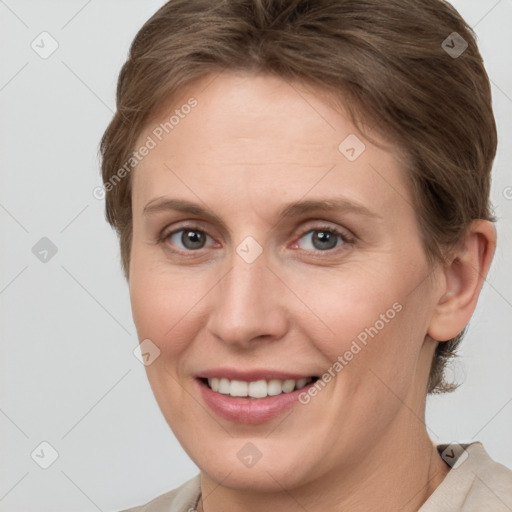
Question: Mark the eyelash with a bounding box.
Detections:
[158,223,355,257]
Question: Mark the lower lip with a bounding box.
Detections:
[197,379,315,424]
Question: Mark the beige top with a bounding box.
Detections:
[120,442,512,511]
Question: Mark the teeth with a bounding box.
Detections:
[248,380,267,398]
[230,380,248,397]
[218,378,230,394]
[296,378,307,389]
[206,377,313,398]
[267,379,283,396]
[210,378,219,392]
[282,379,295,393]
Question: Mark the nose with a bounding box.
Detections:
[206,246,289,349]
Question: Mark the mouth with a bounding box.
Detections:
[195,369,322,423]
[196,370,319,425]
[199,376,319,399]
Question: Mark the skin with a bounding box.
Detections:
[128,71,496,511]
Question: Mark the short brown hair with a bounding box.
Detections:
[99,0,497,393]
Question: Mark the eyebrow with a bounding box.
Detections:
[142,197,382,227]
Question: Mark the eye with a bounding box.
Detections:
[164,227,215,251]
[159,223,353,255]
[295,226,352,252]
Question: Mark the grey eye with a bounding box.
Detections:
[298,229,344,251]
[170,229,210,250]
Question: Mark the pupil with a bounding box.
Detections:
[183,230,204,249]
[314,230,337,250]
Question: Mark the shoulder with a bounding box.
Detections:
[464,443,512,509]
[119,474,201,512]
[420,442,512,511]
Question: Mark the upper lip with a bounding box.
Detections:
[197,368,318,381]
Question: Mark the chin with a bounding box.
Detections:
[202,462,310,492]
[186,436,318,491]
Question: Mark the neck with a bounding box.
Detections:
[196,430,450,512]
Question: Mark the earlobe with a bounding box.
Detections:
[427,220,497,342]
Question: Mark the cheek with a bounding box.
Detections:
[288,266,404,349]
[300,262,429,390]
[129,252,215,362]
[128,262,207,419]
[130,280,186,352]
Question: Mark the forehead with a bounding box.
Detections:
[132,72,411,219]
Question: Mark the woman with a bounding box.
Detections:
[100,0,512,510]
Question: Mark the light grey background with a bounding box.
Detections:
[0,1,511,511]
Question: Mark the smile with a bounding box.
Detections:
[203,377,317,399]
[196,372,321,424]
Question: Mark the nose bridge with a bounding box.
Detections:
[207,245,287,345]
[229,253,267,306]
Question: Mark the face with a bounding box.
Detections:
[129,72,442,492]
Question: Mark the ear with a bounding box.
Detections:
[427,220,497,342]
